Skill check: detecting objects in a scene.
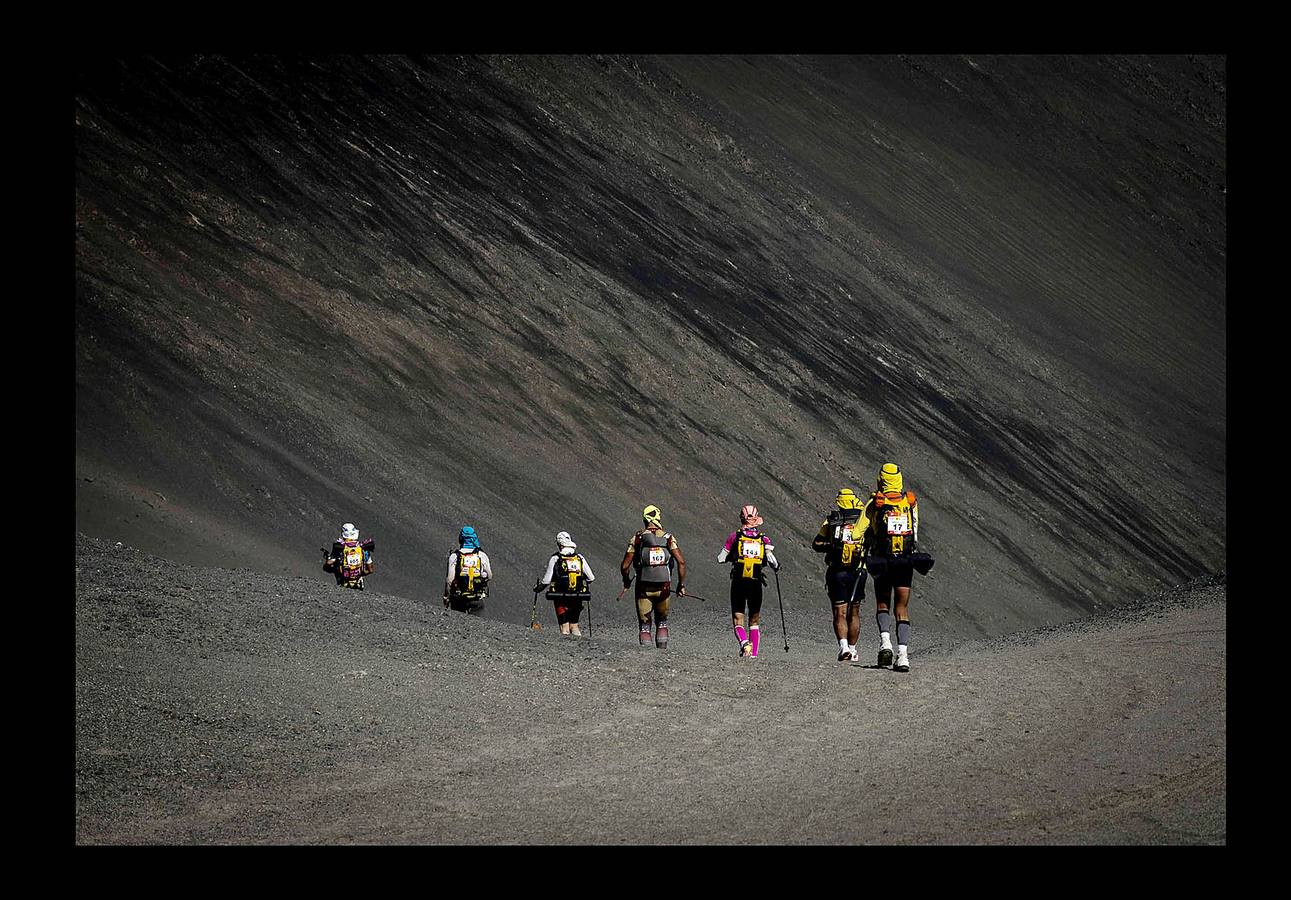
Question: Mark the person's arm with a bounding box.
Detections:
[717,531,736,563]
[480,551,493,580]
[765,537,779,571]
[671,537,687,592]
[443,552,456,605]
[620,537,637,585]
[912,495,919,546]
[537,554,557,587]
[861,503,877,556]
[811,520,831,553]
[582,555,595,582]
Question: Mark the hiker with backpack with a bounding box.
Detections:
[717,504,779,658]
[811,488,870,661]
[861,463,933,673]
[323,522,375,590]
[620,505,688,649]
[534,531,595,636]
[443,526,491,615]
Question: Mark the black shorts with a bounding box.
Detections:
[874,559,915,592]
[729,578,764,616]
[449,594,486,615]
[635,580,671,601]
[826,567,866,606]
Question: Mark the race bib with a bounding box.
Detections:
[564,559,582,572]
[886,513,911,535]
[647,547,667,566]
[739,540,762,559]
[343,547,364,568]
[461,555,481,574]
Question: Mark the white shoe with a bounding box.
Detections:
[894,647,910,672]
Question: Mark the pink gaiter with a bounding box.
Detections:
[735,625,748,646]
[750,625,761,657]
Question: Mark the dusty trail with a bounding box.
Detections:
[75,537,1224,844]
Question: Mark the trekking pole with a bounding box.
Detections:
[677,590,711,603]
[530,587,543,630]
[773,567,789,652]
[586,597,592,637]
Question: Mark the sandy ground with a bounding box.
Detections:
[75,536,1224,844]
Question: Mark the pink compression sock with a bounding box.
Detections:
[750,625,760,657]
[735,625,748,645]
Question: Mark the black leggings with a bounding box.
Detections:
[730,578,764,617]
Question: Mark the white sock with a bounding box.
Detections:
[847,644,857,656]
[880,632,893,650]
[897,644,908,656]
[838,638,849,652]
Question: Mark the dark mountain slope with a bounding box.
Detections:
[75,55,1225,641]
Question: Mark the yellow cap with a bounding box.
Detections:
[878,463,903,493]
[835,488,861,510]
[643,505,662,527]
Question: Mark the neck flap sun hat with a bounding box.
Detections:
[740,504,763,527]
[341,523,359,541]
[643,505,663,528]
[458,526,480,550]
[877,463,904,493]
[556,531,576,552]
[835,488,861,510]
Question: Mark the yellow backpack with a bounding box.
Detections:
[734,532,767,580]
[871,491,917,556]
[825,508,865,568]
[552,554,590,594]
[455,550,486,596]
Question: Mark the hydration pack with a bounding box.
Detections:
[733,531,767,580]
[550,554,590,595]
[333,538,374,581]
[634,530,674,583]
[826,508,865,569]
[454,549,487,598]
[871,490,917,557]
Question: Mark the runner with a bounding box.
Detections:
[862,463,923,672]
[717,504,779,658]
[621,505,687,649]
[535,531,594,636]
[811,488,869,661]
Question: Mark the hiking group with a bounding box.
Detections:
[324,462,932,671]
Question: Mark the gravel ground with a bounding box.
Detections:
[75,535,1225,844]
